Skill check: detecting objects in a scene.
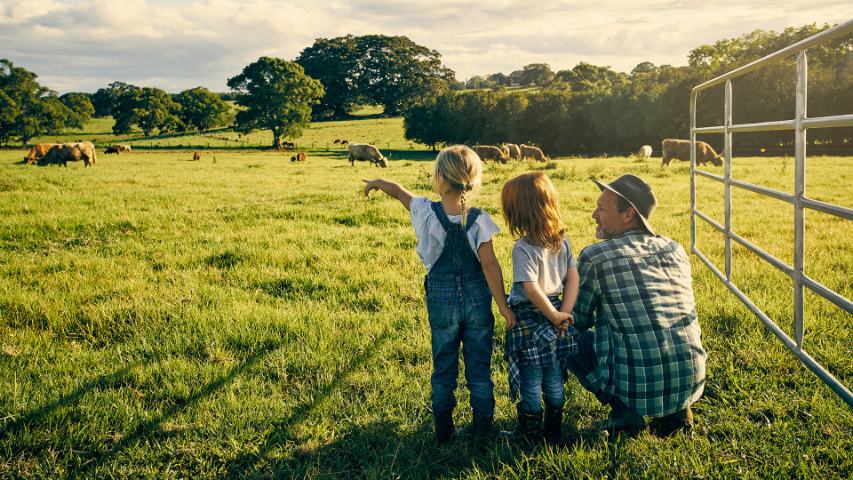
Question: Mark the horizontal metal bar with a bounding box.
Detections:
[693,125,724,134]
[730,230,795,278]
[729,119,796,133]
[692,246,853,407]
[693,168,724,182]
[802,197,853,220]
[694,209,795,277]
[802,113,853,130]
[693,114,851,135]
[803,275,853,314]
[729,177,794,204]
[694,208,724,232]
[693,20,853,93]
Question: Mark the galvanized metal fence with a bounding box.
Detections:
[689,20,853,407]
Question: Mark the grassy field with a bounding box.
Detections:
[0,139,851,478]
[28,105,427,152]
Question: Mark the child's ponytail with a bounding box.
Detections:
[433,146,483,229]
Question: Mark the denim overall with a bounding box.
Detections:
[425,202,495,418]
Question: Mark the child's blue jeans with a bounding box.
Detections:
[518,357,565,413]
[426,279,495,418]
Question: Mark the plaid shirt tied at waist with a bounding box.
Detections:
[504,296,576,403]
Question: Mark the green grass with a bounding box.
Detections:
[29,105,420,152]
[0,146,851,478]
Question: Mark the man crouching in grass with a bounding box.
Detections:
[567,174,707,436]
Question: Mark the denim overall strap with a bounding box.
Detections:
[428,202,483,275]
[430,202,482,234]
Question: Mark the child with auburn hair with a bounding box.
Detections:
[500,172,579,444]
[363,145,515,444]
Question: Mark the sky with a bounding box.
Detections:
[1,0,850,94]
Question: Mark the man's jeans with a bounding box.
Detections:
[564,329,609,405]
[518,357,565,413]
[427,289,495,418]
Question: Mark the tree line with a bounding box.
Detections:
[1,25,849,153]
[404,23,852,155]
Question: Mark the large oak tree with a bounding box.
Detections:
[227,57,324,150]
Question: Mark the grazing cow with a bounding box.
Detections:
[505,143,521,160]
[340,139,348,146]
[282,141,295,150]
[192,151,201,161]
[116,144,132,153]
[474,145,508,164]
[105,146,121,154]
[333,139,341,144]
[661,139,723,166]
[24,143,59,164]
[348,143,387,167]
[520,144,548,162]
[636,145,653,159]
[290,152,307,162]
[37,142,97,167]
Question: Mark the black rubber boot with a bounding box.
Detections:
[500,404,542,444]
[434,409,454,444]
[471,413,494,441]
[543,403,563,445]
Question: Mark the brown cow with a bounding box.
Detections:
[520,144,548,162]
[290,152,307,162]
[192,151,201,161]
[38,142,97,167]
[661,139,723,166]
[504,143,521,160]
[474,145,508,164]
[24,143,59,164]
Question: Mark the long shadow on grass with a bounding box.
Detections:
[0,362,141,440]
[69,339,283,476]
[224,329,394,478]
[260,418,610,478]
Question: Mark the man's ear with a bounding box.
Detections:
[622,206,639,226]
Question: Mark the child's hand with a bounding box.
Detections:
[362,179,380,197]
[548,311,572,337]
[500,306,516,330]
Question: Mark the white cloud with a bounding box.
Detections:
[0,0,849,92]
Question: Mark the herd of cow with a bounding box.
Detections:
[22,137,723,169]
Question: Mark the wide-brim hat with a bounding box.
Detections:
[592,174,657,235]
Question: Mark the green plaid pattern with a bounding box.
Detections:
[504,297,576,402]
[573,230,707,417]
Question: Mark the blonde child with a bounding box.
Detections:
[363,145,515,444]
[500,172,579,445]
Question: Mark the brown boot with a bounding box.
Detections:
[650,405,693,436]
[606,399,645,434]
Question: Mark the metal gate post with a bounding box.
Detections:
[794,51,807,349]
[724,80,733,280]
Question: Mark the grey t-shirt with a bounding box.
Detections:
[508,236,577,305]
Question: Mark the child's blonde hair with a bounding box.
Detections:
[432,145,483,228]
[501,172,565,252]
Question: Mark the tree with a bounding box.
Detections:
[296,36,362,118]
[92,81,136,117]
[175,87,230,132]
[487,72,512,87]
[519,63,554,86]
[133,88,182,136]
[0,58,72,145]
[59,92,95,129]
[227,57,324,150]
[297,35,454,117]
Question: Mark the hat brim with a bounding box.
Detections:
[593,179,656,236]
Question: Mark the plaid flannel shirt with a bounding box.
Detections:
[504,297,576,402]
[572,230,707,417]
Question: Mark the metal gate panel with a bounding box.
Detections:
[689,20,853,407]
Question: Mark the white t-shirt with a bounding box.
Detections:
[508,236,577,305]
[409,196,501,273]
